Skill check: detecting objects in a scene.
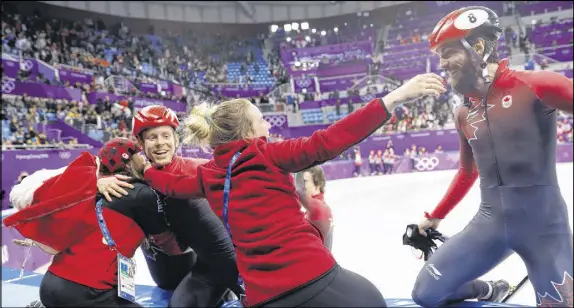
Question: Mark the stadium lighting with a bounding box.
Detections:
[286,37,292,42]
[294,61,301,67]
[305,36,311,41]
[270,25,278,33]
[370,24,374,27]
[292,22,299,30]
[334,27,339,33]
[311,28,317,33]
[320,30,327,36]
[344,22,347,26]
[301,22,309,30]
[284,24,292,32]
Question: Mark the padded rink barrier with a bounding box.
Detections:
[1,268,527,308]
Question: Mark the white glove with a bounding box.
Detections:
[10,166,67,210]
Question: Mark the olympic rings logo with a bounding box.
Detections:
[21,60,34,71]
[414,157,440,171]
[2,79,15,93]
[361,94,376,102]
[295,79,312,88]
[59,152,72,160]
[263,115,287,127]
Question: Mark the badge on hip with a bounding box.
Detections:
[117,254,136,302]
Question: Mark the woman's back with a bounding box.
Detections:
[198,138,335,306]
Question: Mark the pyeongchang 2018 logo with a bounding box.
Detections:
[15,154,49,160]
[414,156,440,171]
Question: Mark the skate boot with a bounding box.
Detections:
[480,280,510,303]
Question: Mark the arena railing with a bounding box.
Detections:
[507,50,572,70]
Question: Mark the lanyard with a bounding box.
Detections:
[95,198,118,252]
[223,151,243,287]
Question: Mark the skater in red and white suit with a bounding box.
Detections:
[411,6,573,307]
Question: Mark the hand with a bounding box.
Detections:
[417,218,442,237]
[384,73,447,108]
[97,174,133,202]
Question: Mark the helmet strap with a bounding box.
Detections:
[461,38,492,83]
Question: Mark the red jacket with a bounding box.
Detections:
[3,153,145,290]
[144,98,391,305]
[304,193,333,237]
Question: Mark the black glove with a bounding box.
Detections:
[402,224,447,261]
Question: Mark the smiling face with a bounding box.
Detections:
[437,40,484,95]
[138,125,179,167]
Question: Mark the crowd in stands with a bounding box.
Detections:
[2,1,573,152]
[1,4,286,99]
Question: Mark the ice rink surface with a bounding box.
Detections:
[3,163,572,307]
[131,162,572,307]
[311,162,573,306]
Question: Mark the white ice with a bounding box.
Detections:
[132,162,573,306]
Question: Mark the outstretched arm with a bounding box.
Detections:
[266,98,391,173]
[265,73,446,173]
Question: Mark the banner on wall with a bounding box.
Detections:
[58,68,94,85]
[1,55,57,83]
[86,92,186,112]
[139,82,159,94]
[1,79,83,101]
[211,84,271,98]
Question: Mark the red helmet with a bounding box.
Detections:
[98,138,142,174]
[429,6,502,53]
[132,105,180,137]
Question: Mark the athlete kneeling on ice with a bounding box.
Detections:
[129,73,446,307]
[295,166,334,251]
[410,6,573,307]
[5,138,184,307]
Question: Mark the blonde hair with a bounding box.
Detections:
[183,99,255,149]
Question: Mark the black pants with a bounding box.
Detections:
[146,198,239,307]
[143,249,197,290]
[261,265,386,307]
[168,270,231,308]
[39,271,142,308]
[412,186,573,307]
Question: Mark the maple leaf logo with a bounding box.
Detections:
[537,271,573,307]
[466,102,495,143]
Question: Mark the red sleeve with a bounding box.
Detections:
[265,98,391,173]
[174,156,210,176]
[144,168,205,199]
[425,111,479,220]
[516,70,573,114]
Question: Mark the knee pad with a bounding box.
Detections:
[411,288,437,307]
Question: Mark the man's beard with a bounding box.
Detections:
[451,61,482,96]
